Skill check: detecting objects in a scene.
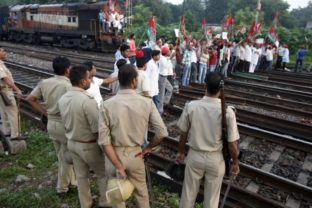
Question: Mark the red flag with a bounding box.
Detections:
[268,26,275,35]
[148,16,156,37]
[223,16,234,32]
[249,21,262,37]
[200,18,206,27]
[124,0,128,7]
[180,16,185,34]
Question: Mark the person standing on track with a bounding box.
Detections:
[98,64,168,208]
[176,72,240,208]
[27,56,76,196]
[58,65,108,208]
[83,61,117,107]
[0,47,25,140]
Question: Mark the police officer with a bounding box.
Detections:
[0,47,24,139]
[27,56,76,195]
[176,72,240,208]
[58,65,107,208]
[98,64,168,208]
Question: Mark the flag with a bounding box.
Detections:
[267,11,279,43]
[124,0,128,7]
[256,1,262,11]
[147,16,156,47]
[109,0,115,11]
[180,16,185,35]
[200,18,206,27]
[236,26,246,34]
[248,21,262,37]
[223,16,234,34]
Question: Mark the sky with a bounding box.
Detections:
[163,0,310,10]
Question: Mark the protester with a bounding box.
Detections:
[282,44,289,71]
[295,45,308,72]
[146,50,161,111]
[83,61,117,107]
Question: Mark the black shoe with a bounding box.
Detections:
[56,192,68,197]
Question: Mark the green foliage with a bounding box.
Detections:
[291,2,312,27]
[234,7,256,26]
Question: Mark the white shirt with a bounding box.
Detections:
[136,70,150,95]
[159,55,173,76]
[233,44,240,57]
[251,47,262,65]
[146,59,159,97]
[86,77,103,107]
[282,48,289,63]
[266,49,273,61]
[191,49,197,63]
[244,45,252,62]
[277,47,285,56]
[114,55,130,73]
[239,46,245,60]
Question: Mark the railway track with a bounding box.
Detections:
[5,61,312,207]
[2,43,115,76]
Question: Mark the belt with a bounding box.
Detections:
[71,139,97,143]
[0,86,11,90]
[114,146,141,151]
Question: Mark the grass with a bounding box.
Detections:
[0,119,204,208]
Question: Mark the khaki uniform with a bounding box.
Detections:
[58,87,107,208]
[30,76,76,193]
[99,89,168,208]
[177,96,239,208]
[0,60,19,138]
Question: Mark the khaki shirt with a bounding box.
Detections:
[98,89,168,147]
[58,87,99,141]
[30,75,71,119]
[0,60,14,91]
[177,96,239,152]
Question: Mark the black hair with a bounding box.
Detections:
[120,44,130,52]
[116,59,127,70]
[53,56,71,75]
[83,61,93,71]
[140,42,146,47]
[69,65,89,86]
[118,64,138,87]
[152,50,160,57]
[129,33,135,39]
[136,57,146,68]
[204,72,224,95]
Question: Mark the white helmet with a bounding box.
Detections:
[106,178,134,205]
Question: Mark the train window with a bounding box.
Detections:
[68,17,71,22]
[72,17,76,23]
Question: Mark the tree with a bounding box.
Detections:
[291,1,312,27]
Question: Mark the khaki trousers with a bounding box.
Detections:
[105,146,149,208]
[0,91,19,137]
[68,141,107,208]
[47,119,76,193]
[179,149,225,208]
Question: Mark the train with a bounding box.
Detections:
[0,0,126,51]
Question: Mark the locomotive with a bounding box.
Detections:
[0,0,126,51]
